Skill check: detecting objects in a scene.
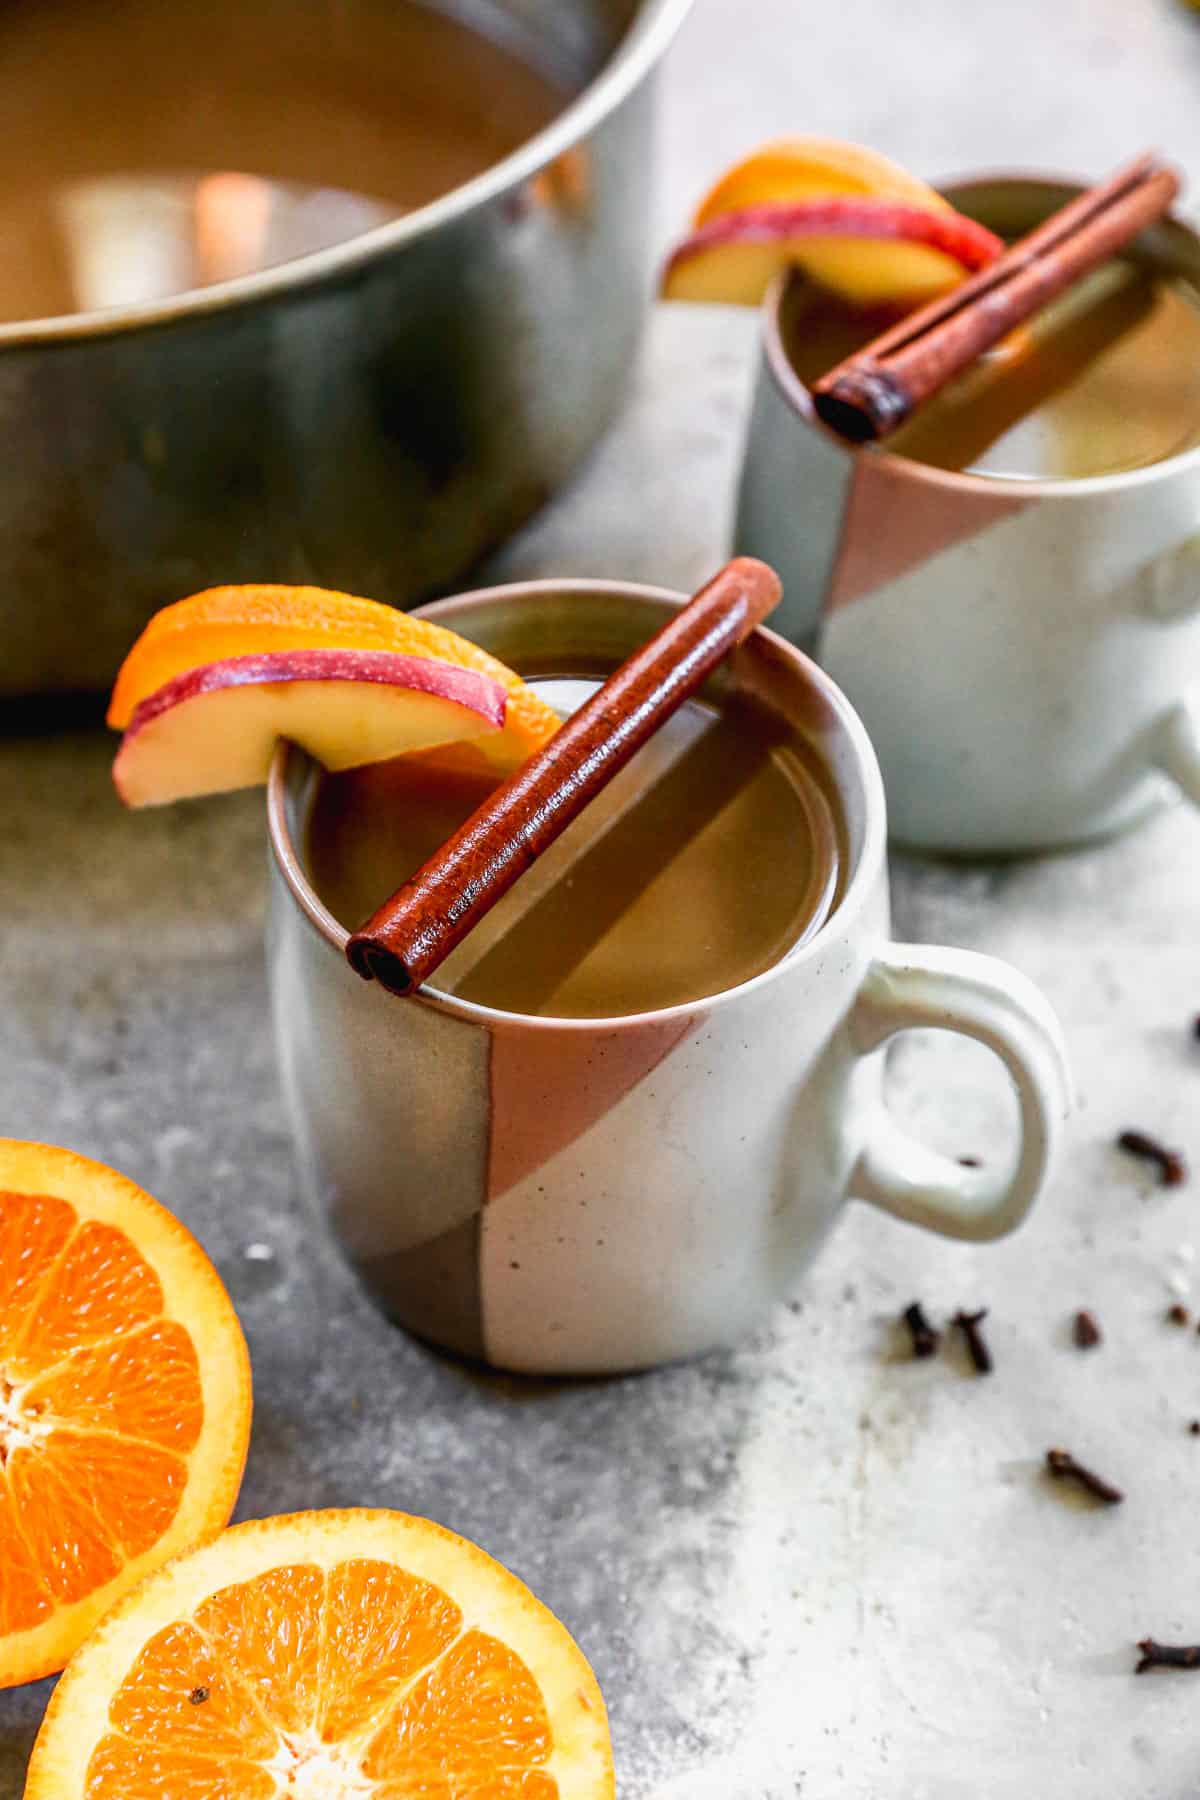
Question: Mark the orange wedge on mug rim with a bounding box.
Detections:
[0,1139,251,1688]
[109,584,562,803]
[663,134,1003,308]
[25,1508,615,1800]
[691,135,954,223]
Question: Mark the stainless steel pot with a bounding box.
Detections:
[1,0,692,696]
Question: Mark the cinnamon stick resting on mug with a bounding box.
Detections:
[811,152,1181,444]
[347,557,783,996]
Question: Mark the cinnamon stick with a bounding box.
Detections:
[811,152,1180,443]
[346,558,783,996]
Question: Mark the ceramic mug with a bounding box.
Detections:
[266,579,1070,1375]
[735,175,1200,853]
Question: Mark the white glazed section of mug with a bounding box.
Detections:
[818,456,1200,852]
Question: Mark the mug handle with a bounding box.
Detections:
[847,943,1070,1241]
[1154,696,1200,806]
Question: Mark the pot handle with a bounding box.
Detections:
[847,942,1070,1241]
[1154,696,1200,807]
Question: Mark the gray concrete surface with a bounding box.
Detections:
[5,1,1200,1793]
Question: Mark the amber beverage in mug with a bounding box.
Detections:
[307,679,844,1020]
[736,176,1200,852]
[267,580,1069,1375]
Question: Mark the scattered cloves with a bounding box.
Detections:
[1072,1309,1102,1349]
[952,1308,992,1374]
[1045,1447,1124,1506]
[1168,1302,1191,1326]
[189,1686,210,1705]
[1136,1639,1200,1673]
[1118,1130,1188,1188]
[902,1302,941,1359]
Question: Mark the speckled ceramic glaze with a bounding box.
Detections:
[266,580,1069,1374]
[735,177,1200,854]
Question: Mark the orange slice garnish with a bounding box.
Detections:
[692,135,954,224]
[25,1509,614,1799]
[0,1140,251,1687]
[664,134,1002,309]
[108,585,561,772]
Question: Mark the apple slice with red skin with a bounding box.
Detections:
[662,198,1003,307]
[113,648,511,807]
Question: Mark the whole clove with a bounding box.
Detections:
[189,1687,210,1705]
[1045,1447,1124,1506]
[1168,1302,1191,1326]
[1136,1639,1200,1673]
[902,1302,941,1359]
[1118,1130,1188,1187]
[952,1308,992,1374]
[1072,1309,1102,1349]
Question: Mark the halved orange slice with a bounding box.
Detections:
[0,1140,251,1688]
[25,1509,614,1799]
[108,585,562,777]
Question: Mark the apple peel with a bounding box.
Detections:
[113,648,510,807]
[662,198,1004,308]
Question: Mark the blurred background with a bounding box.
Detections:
[4,4,1200,1799]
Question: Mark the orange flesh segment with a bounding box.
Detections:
[0,1191,75,1361]
[108,1621,278,1760]
[9,1439,125,1602]
[85,1740,277,1800]
[320,1559,464,1741]
[24,1321,203,1452]
[11,1218,165,1372]
[0,1185,212,1648]
[193,1563,326,1739]
[363,1629,554,1790]
[0,1482,54,1635]
[84,1560,559,1799]
[107,584,561,762]
[43,1432,189,1560]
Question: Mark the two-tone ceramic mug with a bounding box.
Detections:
[266,579,1069,1376]
[735,176,1200,854]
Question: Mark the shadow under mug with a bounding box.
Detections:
[266,580,1070,1375]
[735,176,1200,854]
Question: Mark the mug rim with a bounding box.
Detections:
[265,576,888,1034]
[762,169,1200,502]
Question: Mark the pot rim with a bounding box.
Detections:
[0,0,694,350]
